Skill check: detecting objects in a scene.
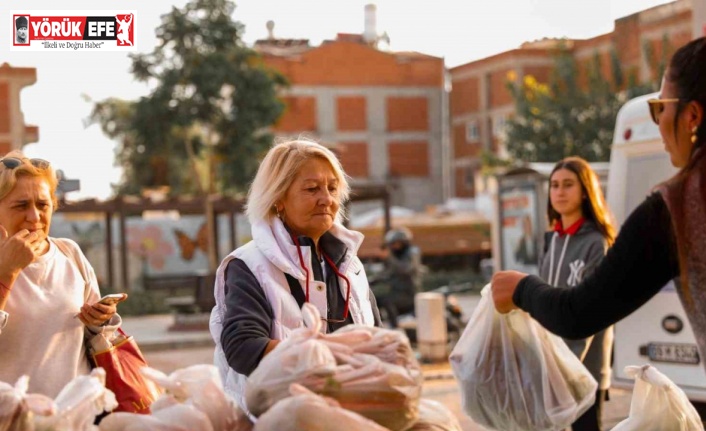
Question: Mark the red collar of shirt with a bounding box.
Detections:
[554,217,585,237]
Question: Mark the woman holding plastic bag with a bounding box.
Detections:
[539,157,616,431]
[492,36,706,401]
[210,139,382,411]
[0,151,122,398]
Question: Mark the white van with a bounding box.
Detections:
[608,92,706,400]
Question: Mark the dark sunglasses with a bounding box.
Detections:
[647,98,680,125]
[0,157,51,170]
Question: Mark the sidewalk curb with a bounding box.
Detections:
[423,370,455,381]
[137,337,215,353]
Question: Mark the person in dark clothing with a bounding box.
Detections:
[375,227,423,328]
[209,139,381,409]
[540,157,616,431]
[492,37,706,381]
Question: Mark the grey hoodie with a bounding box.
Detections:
[540,220,613,389]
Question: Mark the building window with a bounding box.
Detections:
[465,121,479,142]
[492,115,508,138]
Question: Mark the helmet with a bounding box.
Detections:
[384,227,413,245]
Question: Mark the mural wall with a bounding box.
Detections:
[50,212,253,289]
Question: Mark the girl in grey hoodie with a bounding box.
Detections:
[540,157,616,431]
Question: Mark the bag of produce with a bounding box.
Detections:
[449,284,597,431]
[253,384,388,431]
[407,399,463,431]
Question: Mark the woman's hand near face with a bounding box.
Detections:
[491,270,528,314]
[78,301,118,327]
[0,225,44,279]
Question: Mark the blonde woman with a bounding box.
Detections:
[0,151,121,397]
[210,139,381,410]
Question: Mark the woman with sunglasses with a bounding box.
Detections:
[210,139,381,411]
[0,151,121,397]
[492,37,706,387]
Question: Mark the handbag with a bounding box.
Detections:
[53,237,161,414]
[89,328,162,413]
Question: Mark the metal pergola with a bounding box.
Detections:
[57,183,391,290]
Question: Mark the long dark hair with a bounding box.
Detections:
[659,37,706,305]
[547,157,616,245]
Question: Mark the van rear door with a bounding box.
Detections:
[608,92,706,400]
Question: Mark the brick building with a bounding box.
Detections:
[0,63,38,154]
[255,6,448,211]
[449,0,693,198]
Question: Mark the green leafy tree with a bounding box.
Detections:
[90,0,287,196]
[504,42,656,163]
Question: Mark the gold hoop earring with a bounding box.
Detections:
[692,126,699,145]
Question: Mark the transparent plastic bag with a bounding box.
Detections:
[98,404,214,431]
[34,368,118,431]
[449,284,597,431]
[253,384,388,431]
[314,350,421,431]
[244,304,338,417]
[140,364,238,431]
[407,399,463,431]
[325,324,417,369]
[612,365,704,431]
[0,376,55,431]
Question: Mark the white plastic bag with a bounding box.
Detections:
[244,304,339,416]
[98,404,214,431]
[326,324,417,368]
[612,365,704,431]
[253,384,388,431]
[34,368,118,431]
[408,399,463,431]
[0,376,55,431]
[140,364,238,431]
[313,349,421,431]
[449,284,597,431]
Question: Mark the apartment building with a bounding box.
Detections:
[255,5,448,211]
[449,0,693,198]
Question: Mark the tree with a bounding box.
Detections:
[90,0,287,270]
[504,42,656,163]
[90,0,287,197]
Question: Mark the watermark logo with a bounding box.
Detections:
[11,11,136,51]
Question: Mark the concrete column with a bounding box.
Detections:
[415,292,448,362]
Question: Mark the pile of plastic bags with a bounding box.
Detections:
[0,300,462,431]
[99,364,244,431]
[0,369,117,431]
[245,303,461,431]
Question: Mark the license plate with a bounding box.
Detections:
[645,343,700,364]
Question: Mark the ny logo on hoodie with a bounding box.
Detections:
[567,259,586,286]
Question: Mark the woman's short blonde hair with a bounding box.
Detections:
[0,151,59,209]
[246,139,351,224]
